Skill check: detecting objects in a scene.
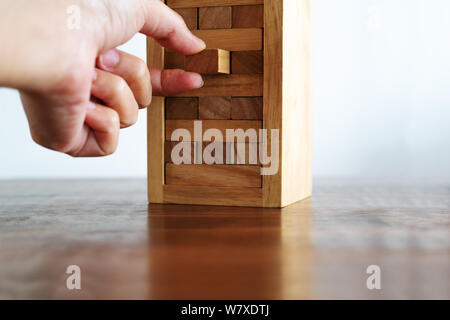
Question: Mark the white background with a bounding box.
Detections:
[1,0,449,185]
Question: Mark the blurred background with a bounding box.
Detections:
[1,0,449,185]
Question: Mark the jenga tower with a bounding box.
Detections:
[147,0,311,207]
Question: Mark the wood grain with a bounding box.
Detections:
[165,97,198,120]
[165,141,260,164]
[167,0,263,9]
[185,49,230,74]
[164,51,184,69]
[165,141,195,163]
[166,164,262,187]
[262,0,282,207]
[173,74,263,97]
[232,5,264,28]
[231,97,263,120]
[192,28,262,51]
[147,36,165,203]
[199,6,232,29]
[163,184,263,206]
[174,8,198,30]
[231,51,263,74]
[166,119,262,142]
[1,179,448,299]
[199,97,231,119]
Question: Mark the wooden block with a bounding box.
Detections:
[165,164,262,188]
[147,35,164,204]
[199,97,231,119]
[232,5,264,28]
[165,97,198,120]
[231,51,263,74]
[165,141,260,165]
[166,120,262,142]
[164,51,184,69]
[165,141,195,163]
[192,28,262,51]
[163,185,263,207]
[166,141,225,164]
[173,74,263,97]
[226,142,261,165]
[174,8,198,30]
[231,97,263,120]
[167,0,263,9]
[185,49,230,75]
[199,7,232,29]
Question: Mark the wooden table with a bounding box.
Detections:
[0,179,448,299]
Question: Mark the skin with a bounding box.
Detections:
[0,0,205,157]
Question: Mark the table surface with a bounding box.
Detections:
[0,179,448,299]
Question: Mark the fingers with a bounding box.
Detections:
[91,68,139,128]
[72,102,120,157]
[97,49,204,97]
[140,0,206,55]
[150,68,204,96]
[97,50,152,108]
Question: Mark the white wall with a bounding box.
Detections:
[1,0,449,185]
[312,0,450,185]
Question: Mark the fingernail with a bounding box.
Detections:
[191,73,204,88]
[100,49,120,69]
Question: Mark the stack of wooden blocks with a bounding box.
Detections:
[148,0,312,207]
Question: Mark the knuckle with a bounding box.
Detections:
[113,76,128,94]
[134,59,149,81]
[105,112,120,132]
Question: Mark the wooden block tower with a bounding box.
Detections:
[147,0,312,207]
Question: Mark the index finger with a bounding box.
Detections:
[140,0,205,55]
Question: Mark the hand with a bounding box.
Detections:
[0,0,205,156]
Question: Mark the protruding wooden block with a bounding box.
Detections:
[192,28,262,51]
[199,97,231,119]
[165,97,198,120]
[173,74,263,97]
[231,97,263,120]
[174,8,198,30]
[199,7,232,29]
[231,51,263,74]
[185,49,230,75]
[166,164,261,187]
[232,5,264,28]
[164,51,184,69]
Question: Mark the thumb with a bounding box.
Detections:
[140,0,206,55]
[99,0,205,55]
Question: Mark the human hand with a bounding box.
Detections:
[0,0,205,156]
